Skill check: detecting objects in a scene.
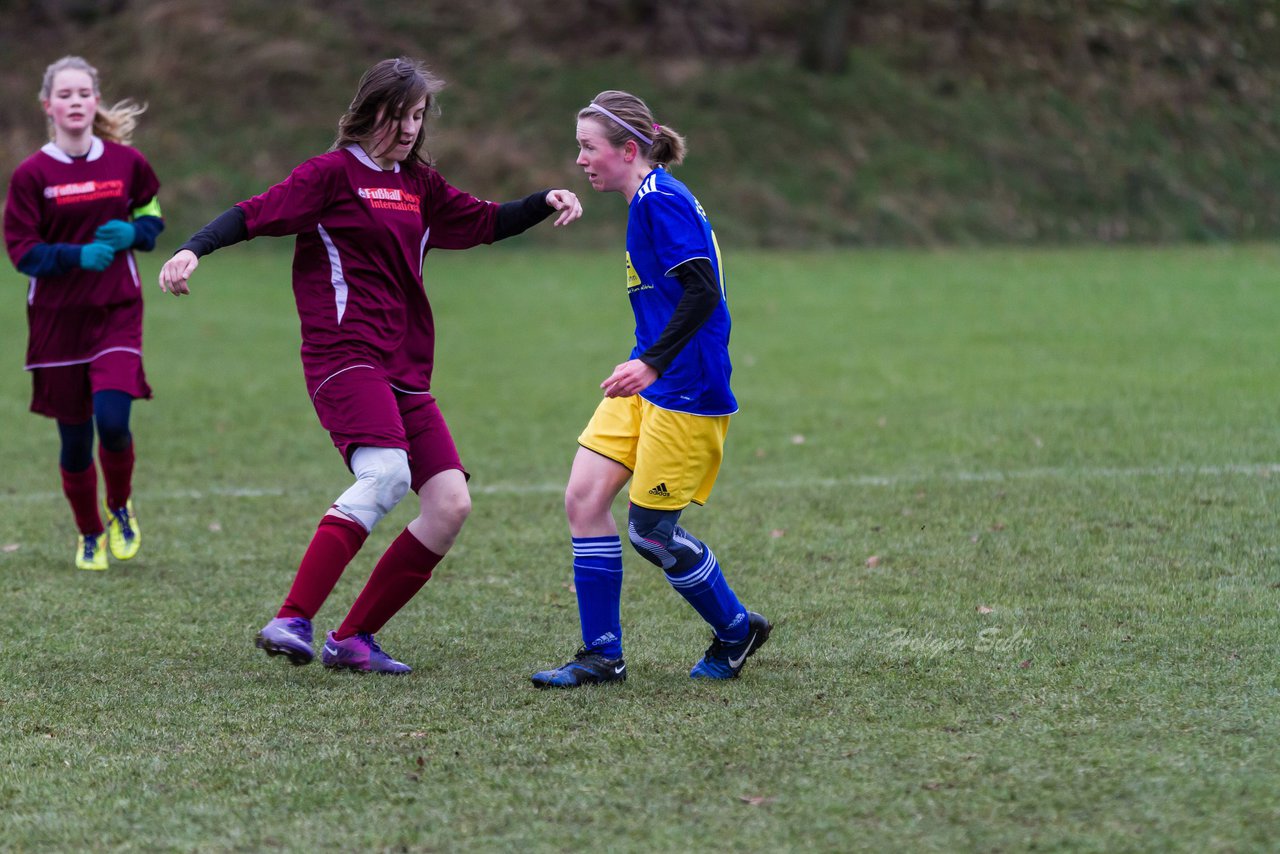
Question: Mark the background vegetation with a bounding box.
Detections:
[2,0,1280,246]
[3,4,1279,849]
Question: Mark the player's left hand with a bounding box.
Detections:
[94,219,136,251]
[546,189,583,226]
[601,359,658,398]
[158,249,198,296]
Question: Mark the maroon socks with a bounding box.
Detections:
[60,465,102,535]
[98,443,135,511]
[335,528,442,640]
[278,514,370,620]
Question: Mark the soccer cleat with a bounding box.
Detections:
[690,611,772,679]
[75,532,108,571]
[103,499,140,560]
[531,647,627,689]
[255,617,315,666]
[321,631,412,675]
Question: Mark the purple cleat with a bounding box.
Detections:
[255,617,314,666]
[321,631,412,675]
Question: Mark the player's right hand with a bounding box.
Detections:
[94,219,136,251]
[158,249,198,295]
[79,242,115,272]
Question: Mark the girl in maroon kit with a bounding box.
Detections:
[4,56,164,572]
[159,57,582,674]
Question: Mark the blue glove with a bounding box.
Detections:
[94,220,136,251]
[79,243,116,272]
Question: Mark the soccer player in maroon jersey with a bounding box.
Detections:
[158,57,582,674]
[4,56,164,572]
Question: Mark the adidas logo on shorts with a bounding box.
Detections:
[648,482,671,497]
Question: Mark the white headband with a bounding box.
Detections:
[586,103,652,146]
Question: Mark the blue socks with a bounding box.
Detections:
[572,536,624,658]
[665,545,748,644]
[574,528,748,656]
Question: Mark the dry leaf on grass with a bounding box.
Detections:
[738,795,775,807]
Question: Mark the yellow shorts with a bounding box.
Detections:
[578,395,731,510]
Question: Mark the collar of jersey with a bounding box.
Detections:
[345,143,400,173]
[41,135,104,164]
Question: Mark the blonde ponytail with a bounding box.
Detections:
[94,99,147,146]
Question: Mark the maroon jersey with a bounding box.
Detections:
[4,137,160,369]
[237,144,498,397]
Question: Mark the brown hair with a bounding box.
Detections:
[40,56,146,146]
[578,90,686,168]
[331,57,444,166]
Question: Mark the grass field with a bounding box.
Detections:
[2,243,1278,851]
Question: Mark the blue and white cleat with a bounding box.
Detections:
[531,648,627,689]
[690,611,772,679]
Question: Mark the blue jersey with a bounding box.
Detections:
[625,168,737,416]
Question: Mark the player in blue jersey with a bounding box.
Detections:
[531,90,771,688]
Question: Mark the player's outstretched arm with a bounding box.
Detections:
[158,250,198,296]
[545,189,582,227]
[158,205,248,296]
[494,190,582,240]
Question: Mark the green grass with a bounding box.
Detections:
[2,243,1279,851]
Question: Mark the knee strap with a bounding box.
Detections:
[627,504,704,572]
[333,446,411,533]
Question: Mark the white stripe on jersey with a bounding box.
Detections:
[635,173,657,201]
[634,172,675,202]
[316,224,349,324]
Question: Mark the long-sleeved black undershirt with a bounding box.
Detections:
[179,191,555,258]
[637,257,721,376]
[179,206,247,257]
[495,190,555,240]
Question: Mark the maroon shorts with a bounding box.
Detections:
[29,349,152,423]
[311,366,466,491]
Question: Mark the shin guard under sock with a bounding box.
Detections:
[60,465,102,535]
[278,514,369,620]
[336,528,443,639]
